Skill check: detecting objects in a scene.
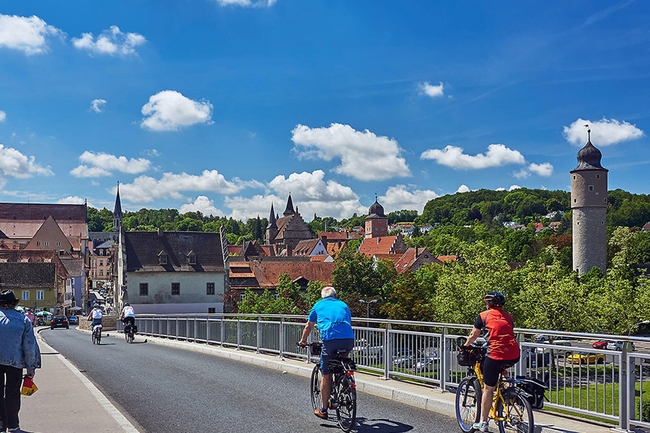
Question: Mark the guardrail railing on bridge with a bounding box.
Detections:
[125,313,650,432]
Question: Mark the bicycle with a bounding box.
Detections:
[124,323,135,343]
[92,324,102,345]
[455,338,534,433]
[302,342,357,432]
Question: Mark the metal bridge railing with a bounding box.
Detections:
[121,313,650,432]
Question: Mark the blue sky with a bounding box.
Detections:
[0,1,648,221]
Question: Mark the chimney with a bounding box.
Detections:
[158,227,163,236]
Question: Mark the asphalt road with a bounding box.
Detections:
[42,327,460,433]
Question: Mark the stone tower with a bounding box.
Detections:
[364,198,388,239]
[571,128,608,275]
[113,182,123,233]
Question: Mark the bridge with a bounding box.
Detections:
[29,314,650,432]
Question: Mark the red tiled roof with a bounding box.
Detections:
[250,260,336,288]
[437,255,458,263]
[318,231,362,240]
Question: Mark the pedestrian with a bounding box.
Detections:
[25,309,35,324]
[0,290,41,433]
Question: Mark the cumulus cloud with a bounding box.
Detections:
[70,151,151,178]
[90,99,107,113]
[141,90,213,131]
[215,0,276,6]
[225,170,364,221]
[0,111,6,122]
[118,170,246,203]
[380,185,439,213]
[0,144,53,178]
[419,81,444,98]
[179,196,223,217]
[72,25,145,56]
[57,196,86,205]
[456,185,471,193]
[291,123,411,181]
[0,14,63,55]
[563,118,644,146]
[421,144,525,169]
[528,162,553,177]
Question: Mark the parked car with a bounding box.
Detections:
[606,341,635,351]
[592,339,612,349]
[566,351,604,364]
[50,315,69,330]
[68,315,78,325]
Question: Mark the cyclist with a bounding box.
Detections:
[120,302,135,332]
[88,303,103,335]
[463,291,520,432]
[299,286,355,420]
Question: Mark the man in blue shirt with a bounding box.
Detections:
[299,286,355,420]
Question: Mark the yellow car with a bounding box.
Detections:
[566,351,605,364]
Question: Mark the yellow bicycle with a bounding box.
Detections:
[455,339,534,433]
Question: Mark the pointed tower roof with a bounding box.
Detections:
[267,203,277,229]
[283,194,295,216]
[114,183,124,218]
[573,127,607,171]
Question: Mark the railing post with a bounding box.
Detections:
[383,324,390,379]
[237,317,242,349]
[621,348,632,431]
[440,327,447,391]
[256,317,262,353]
[206,315,210,343]
[279,317,285,358]
[194,315,198,341]
[220,316,225,346]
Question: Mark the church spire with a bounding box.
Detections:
[267,203,277,229]
[113,182,123,233]
[283,193,295,216]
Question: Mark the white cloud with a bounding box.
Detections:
[0,111,6,122]
[72,25,145,56]
[456,185,471,193]
[179,196,223,217]
[215,0,276,7]
[57,196,86,205]
[513,168,530,179]
[225,170,364,221]
[421,144,525,169]
[0,144,53,178]
[119,170,245,203]
[419,81,444,98]
[291,123,411,181]
[0,14,62,55]
[528,162,553,177]
[90,99,107,113]
[563,118,644,146]
[70,151,151,178]
[141,90,213,131]
[380,184,439,213]
[509,185,521,191]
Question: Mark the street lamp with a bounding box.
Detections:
[358,299,378,319]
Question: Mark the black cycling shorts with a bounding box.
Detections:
[482,356,520,387]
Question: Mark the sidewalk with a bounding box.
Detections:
[17,329,140,433]
[25,329,620,433]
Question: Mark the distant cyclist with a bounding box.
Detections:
[463,291,520,432]
[88,304,103,333]
[120,302,135,331]
[299,286,355,420]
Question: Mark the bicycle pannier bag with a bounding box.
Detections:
[517,375,547,409]
[457,349,476,366]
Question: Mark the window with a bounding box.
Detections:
[99,270,103,276]
[36,241,41,246]
[92,260,96,267]
[100,260,103,267]
[139,283,149,296]
[159,254,168,265]
[188,254,196,265]
[206,282,215,295]
[171,282,180,295]
[22,291,29,301]
[56,241,61,247]
[44,241,49,247]
[37,291,44,300]
[208,307,216,314]
[588,185,594,191]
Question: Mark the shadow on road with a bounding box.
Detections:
[354,417,414,432]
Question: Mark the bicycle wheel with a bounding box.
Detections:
[455,378,481,433]
[335,376,356,433]
[128,330,134,343]
[496,390,534,433]
[92,331,98,345]
[310,365,322,412]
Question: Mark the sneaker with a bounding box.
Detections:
[472,421,489,432]
[313,409,328,420]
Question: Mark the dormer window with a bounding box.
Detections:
[158,251,168,265]
[187,252,196,265]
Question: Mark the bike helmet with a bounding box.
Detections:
[484,291,506,307]
[124,303,130,306]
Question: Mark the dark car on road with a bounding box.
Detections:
[50,315,69,329]
[68,315,78,325]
